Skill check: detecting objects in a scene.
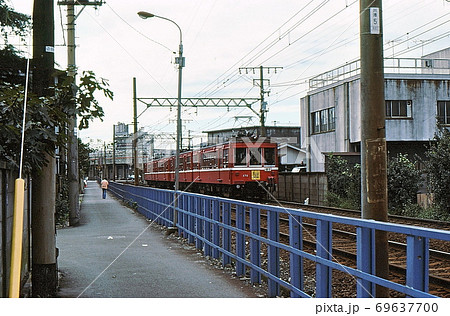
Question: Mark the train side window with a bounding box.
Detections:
[249,148,262,166]
[186,156,191,170]
[180,157,184,171]
[235,147,246,166]
[223,149,228,168]
[264,148,275,165]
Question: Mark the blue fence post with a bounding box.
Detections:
[188,195,195,244]
[177,193,183,235]
[267,209,280,297]
[156,191,161,225]
[356,226,376,297]
[250,207,261,284]
[195,196,203,251]
[289,215,303,297]
[222,202,231,266]
[167,191,173,227]
[406,235,429,296]
[204,199,212,257]
[212,199,220,259]
[236,205,246,277]
[316,219,332,298]
[161,191,167,226]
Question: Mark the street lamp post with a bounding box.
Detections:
[138,11,184,230]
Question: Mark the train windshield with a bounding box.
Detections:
[235,148,246,166]
[249,148,262,165]
[264,148,276,165]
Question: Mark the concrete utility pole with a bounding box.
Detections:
[58,0,104,226]
[239,66,283,137]
[112,124,116,181]
[66,0,79,226]
[133,77,139,186]
[31,0,57,297]
[360,0,389,297]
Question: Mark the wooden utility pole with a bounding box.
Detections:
[360,0,389,297]
[31,0,57,297]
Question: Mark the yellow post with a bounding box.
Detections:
[9,178,25,298]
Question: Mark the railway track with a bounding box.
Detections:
[274,200,450,230]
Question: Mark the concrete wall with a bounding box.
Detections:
[275,172,327,205]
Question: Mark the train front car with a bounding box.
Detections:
[144,136,279,199]
[228,137,278,198]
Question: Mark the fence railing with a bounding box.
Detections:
[108,182,450,298]
[309,57,450,89]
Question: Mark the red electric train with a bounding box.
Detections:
[143,137,278,197]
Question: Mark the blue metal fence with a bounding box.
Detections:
[108,182,450,298]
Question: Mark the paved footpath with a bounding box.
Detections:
[56,181,259,298]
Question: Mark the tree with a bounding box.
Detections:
[0,1,30,41]
[326,155,361,209]
[0,1,30,84]
[387,153,421,211]
[0,1,113,173]
[425,126,450,214]
[0,73,112,173]
[78,138,92,179]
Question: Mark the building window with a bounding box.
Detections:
[312,111,320,134]
[385,100,412,118]
[311,107,335,134]
[437,101,450,125]
[328,107,336,130]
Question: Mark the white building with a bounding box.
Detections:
[300,48,450,172]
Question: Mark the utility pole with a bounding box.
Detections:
[360,0,389,297]
[112,124,116,181]
[239,66,282,137]
[31,0,57,297]
[66,0,79,226]
[58,0,104,226]
[133,77,139,185]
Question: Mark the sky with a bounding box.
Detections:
[7,0,450,150]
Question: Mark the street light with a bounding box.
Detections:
[138,11,184,230]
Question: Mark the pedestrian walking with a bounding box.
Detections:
[101,178,109,199]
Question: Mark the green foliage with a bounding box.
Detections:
[0,72,113,173]
[0,1,30,43]
[387,153,421,211]
[78,138,92,179]
[389,204,450,222]
[61,70,112,129]
[55,175,69,227]
[0,83,64,172]
[325,155,361,209]
[0,3,113,173]
[425,126,450,214]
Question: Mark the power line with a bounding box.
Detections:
[78,4,171,96]
[105,2,173,54]
[194,0,322,98]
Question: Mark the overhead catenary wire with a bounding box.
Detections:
[194,0,322,98]
[69,2,172,96]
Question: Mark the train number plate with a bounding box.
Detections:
[251,170,261,180]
